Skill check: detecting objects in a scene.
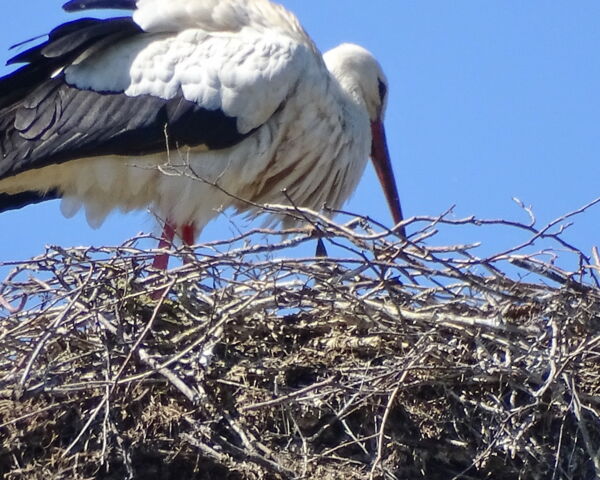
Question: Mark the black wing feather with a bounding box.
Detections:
[0,190,60,212]
[0,18,141,111]
[7,18,140,65]
[63,0,137,12]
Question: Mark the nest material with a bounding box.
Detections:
[1,204,600,480]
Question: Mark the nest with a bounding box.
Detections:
[1,202,600,480]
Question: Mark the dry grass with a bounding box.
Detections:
[1,201,599,480]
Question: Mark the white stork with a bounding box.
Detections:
[0,0,404,268]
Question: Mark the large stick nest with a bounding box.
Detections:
[1,203,600,480]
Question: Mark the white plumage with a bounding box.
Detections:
[0,0,403,262]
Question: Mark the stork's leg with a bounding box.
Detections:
[152,221,176,270]
[181,224,197,248]
[150,222,196,300]
[181,223,197,264]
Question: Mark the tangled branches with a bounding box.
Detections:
[1,202,599,479]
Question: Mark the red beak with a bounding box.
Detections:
[370,120,405,236]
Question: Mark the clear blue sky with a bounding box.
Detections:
[1,1,598,266]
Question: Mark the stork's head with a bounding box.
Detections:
[323,44,404,232]
[323,44,388,120]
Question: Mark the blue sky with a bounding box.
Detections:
[0,1,598,268]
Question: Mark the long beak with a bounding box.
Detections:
[370,120,405,236]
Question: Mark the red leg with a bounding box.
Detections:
[181,223,197,247]
[152,221,176,270]
[181,223,197,265]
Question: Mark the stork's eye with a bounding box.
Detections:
[378,79,387,103]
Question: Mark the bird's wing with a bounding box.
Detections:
[63,0,137,10]
[0,5,311,181]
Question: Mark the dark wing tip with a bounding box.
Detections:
[0,190,60,213]
[5,17,140,66]
[9,35,48,54]
[63,0,137,12]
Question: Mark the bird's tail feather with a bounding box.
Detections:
[0,190,60,213]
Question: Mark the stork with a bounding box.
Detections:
[0,0,404,268]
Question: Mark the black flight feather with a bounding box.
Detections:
[63,0,137,12]
[0,190,60,213]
